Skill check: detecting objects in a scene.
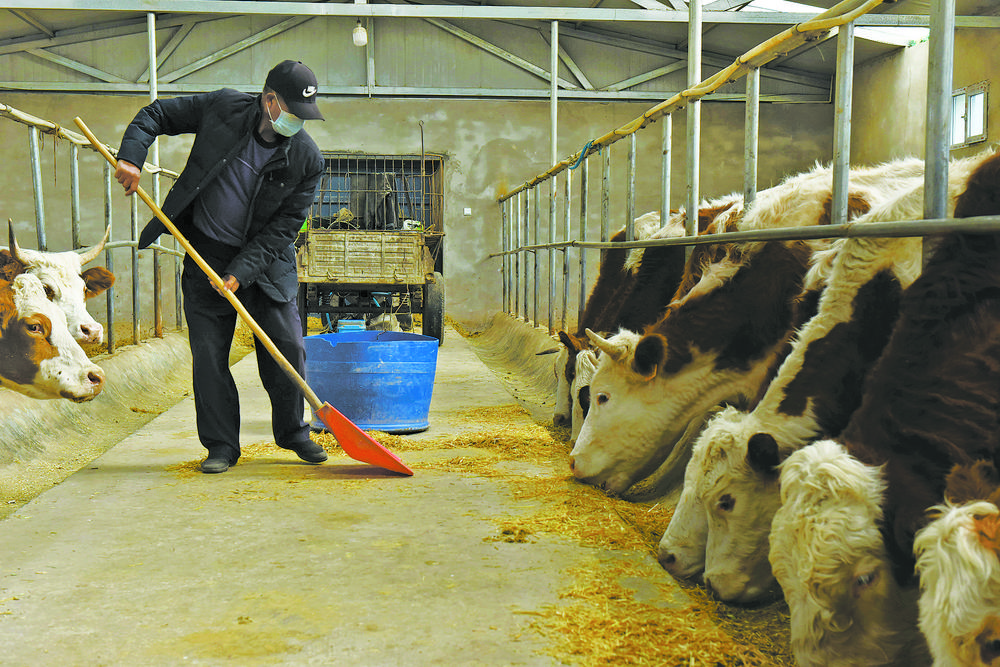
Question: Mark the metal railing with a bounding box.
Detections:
[0,102,183,355]
[495,0,988,335]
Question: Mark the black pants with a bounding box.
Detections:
[182,249,309,462]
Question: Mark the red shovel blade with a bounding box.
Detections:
[314,402,414,476]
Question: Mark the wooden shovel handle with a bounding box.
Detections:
[74,117,323,412]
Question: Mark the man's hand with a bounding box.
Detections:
[211,274,240,297]
[115,160,142,196]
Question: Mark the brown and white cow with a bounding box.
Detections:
[771,440,930,666]
[555,210,690,429]
[659,192,934,600]
[568,158,917,498]
[768,149,1000,666]
[554,200,743,438]
[915,463,1000,667]
[2,225,115,344]
[0,270,106,401]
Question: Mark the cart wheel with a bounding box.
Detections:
[423,272,444,346]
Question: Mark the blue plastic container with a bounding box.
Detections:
[304,331,438,434]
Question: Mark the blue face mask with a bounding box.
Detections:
[266,96,304,137]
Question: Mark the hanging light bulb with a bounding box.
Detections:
[352,19,368,47]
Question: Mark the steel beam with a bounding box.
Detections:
[425,16,578,89]
[2,2,979,26]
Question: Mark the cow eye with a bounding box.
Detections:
[26,322,44,335]
[853,571,877,596]
[718,494,735,512]
[595,392,609,406]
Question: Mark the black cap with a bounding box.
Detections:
[265,60,325,121]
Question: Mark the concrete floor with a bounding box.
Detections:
[0,323,688,666]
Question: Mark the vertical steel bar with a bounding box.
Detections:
[743,68,760,208]
[522,189,530,322]
[548,19,559,334]
[514,192,521,319]
[562,169,571,332]
[578,157,589,326]
[28,127,47,251]
[533,184,540,327]
[626,133,636,241]
[501,199,509,314]
[70,143,81,249]
[661,114,672,227]
[601,145,611,263]
[103,161,116,354]
[366,19,376,96]
[131,194,140,344]
[924,0,955,265]
[548,176,556,335]
[550,20,558,166]
[831,22,855,225]
[686,0,702,256]
[148,12,163,337]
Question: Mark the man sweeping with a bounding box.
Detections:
[114,60,328,474]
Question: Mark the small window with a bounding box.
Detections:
[951,82,988,148]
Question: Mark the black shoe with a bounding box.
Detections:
[279,439,328,463]
[201,457,232,474]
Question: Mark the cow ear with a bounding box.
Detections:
[973,513,1000,556]
[558,330,582,352]
[0,249,23,282]
[633,334,665,380]
[746,433,781,476]
[82,266,115,298]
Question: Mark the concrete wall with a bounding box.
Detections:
[0,92,834,331]
[852,29,1000,165]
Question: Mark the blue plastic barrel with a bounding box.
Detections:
[304,331,438,434]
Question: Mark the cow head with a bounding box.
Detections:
[5,225,115,344]
[568,241,806,498]
[915,499,1000,667]
[0,272,105,401]
[692,413,786,602]
[770,440,927,667]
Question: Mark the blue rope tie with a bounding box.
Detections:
[568,140,595,170]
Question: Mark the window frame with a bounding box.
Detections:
[951,81,989,149]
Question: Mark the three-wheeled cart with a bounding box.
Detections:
[295,152,445,344]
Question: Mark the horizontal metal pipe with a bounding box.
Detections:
[487,215,1000,256]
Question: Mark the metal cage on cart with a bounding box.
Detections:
[296,152,446,344]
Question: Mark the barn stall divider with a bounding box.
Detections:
[0,102,184,353]
[494,0,1000,338]
[0,102,196,473]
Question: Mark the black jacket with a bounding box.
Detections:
[118,88,323,302]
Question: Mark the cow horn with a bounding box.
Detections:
[78,225,111,265]
[8,219,25,264]
[584,328,625,361]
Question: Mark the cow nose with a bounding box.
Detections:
[553,414,570,427]
[79,323,103,343]
[88,368,105,390]
[658,551,677,569]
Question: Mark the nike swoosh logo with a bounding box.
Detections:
[302,86,317,98]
